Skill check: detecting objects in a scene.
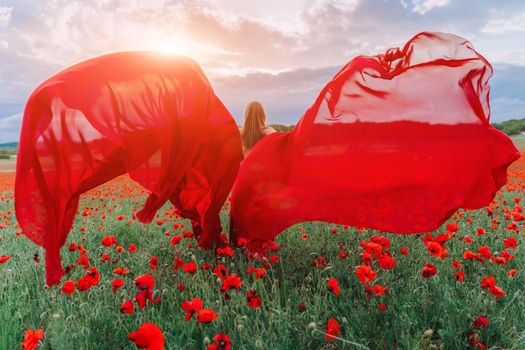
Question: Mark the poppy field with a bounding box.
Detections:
[0,138,524,350]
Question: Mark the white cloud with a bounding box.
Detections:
[0,113,22,142]
[490,97,525,122]
[412,0,450,15]
[482,11,525,33]
[1,0,525,125]
[0,6,13,27]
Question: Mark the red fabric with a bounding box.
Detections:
[230,32,520,249]
[15,52,243,285]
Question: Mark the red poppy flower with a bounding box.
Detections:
[378,303,387,311]
[327,278,341,295]
[365,283,387,296]
[463,250,484,263]
[400,247,408,256]
[128,323,164,350]
[171,235,182,246]
[454,271,465,283]
[172,257,184,270]
[473,315,489,328]
[312,256,327,268]
[135,288,161,309]
[338,251,348,259]
[61,280,75,295]
[0,255,11,264]
[213,264,228,279]
[77,267,100,291]
[469,332,487,349]
[361,241,383,259]
[451,260,463,270]
[208,333,231,350]
[134,274,155,290]
[298,303,306,312]
[128,244,137,253]
[197,309,218,323]
[220,274,243,291]
[149,256,159,270]
[183,262,197,274]
[181,298,203,320]
[21,328,44,350]
[120,299,135,314]
[476,228,486,236]
[446,222,458,232]
[111,279,125,294]
[507,269,517,277]
[501,250,514,261]
[68,243,77,251]
[101,235,117,247]
[325,317,340,341]
[480,276,495,289]
[421,264,437,279]
[379,255,396,269]
[360,252,373,265]
[504,237,517,249]
[463,236,473,243]
[355,265,377,283]
[246,290,262,308]
[247,267,266,280]
[216,246,234,257]
[478,246,492,259]
[426,242,443,258]
[489,285,507,300]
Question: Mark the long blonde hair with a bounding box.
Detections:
[242,101,268,150]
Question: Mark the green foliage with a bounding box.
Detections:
[0,150,16,159]
[0,184,524,349]
[269,124,295,132]
[493,118,525,136]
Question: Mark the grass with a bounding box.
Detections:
[0,149,523,349]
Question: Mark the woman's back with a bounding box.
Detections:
[241,101,276,157]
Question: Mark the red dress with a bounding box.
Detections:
[230,32,520,250]
[15,52,243,285]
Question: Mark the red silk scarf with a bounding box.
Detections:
[15,53,243,285]
[230,32,520,250]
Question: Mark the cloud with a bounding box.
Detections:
[0,0,524,127]
[0,113,21,142]
[490,98,525,122]
[211,66,339,124]
[412,0,450,15]
[482,11,525,33]
[0,6,13,28]
[489,63,525,121]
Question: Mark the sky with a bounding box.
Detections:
[0,0,524,142]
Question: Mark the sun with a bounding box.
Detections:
[151,38,189,55]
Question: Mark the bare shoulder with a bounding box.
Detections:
[263,126,277,135]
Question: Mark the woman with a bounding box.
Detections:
[240,101,276,157]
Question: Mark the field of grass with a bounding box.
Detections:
[0,144,524,349]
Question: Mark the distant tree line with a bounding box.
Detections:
[493,118,525,136]
[0,149,16,159]
[269,124,295,132]
[270,120,525,136]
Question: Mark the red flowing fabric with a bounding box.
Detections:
[230,32,520,250]
[15,52,243,286]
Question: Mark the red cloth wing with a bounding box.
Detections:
[15,52,242,285]
[230,32,520,249]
